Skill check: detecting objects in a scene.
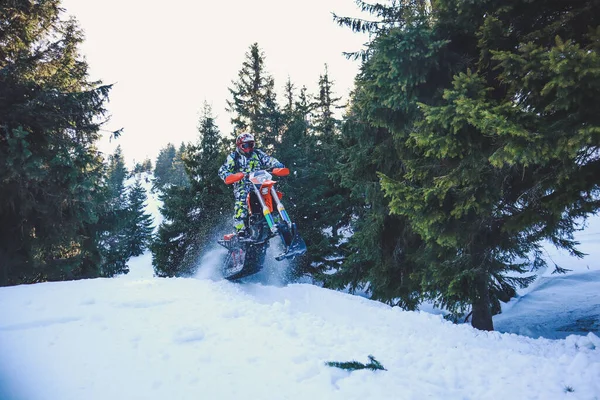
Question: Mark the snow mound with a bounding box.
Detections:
[1,276,599,400]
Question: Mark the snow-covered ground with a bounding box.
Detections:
[493,214,600,340]
[494,270,600,339]
[1,268,599,400]
[0,174,599,400]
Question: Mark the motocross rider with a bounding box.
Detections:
[218,132,285,236]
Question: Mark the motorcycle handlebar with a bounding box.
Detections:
[223,168,290,185]
[224,172,245,185]
[272,167,290,177]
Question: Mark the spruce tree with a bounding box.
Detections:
[313,65,341,140]
[261,77,284,150]
[184,103,230,244]
[283,77,296,119]
[97,146,131,276]
[125,181,154,257]
[153,143,177,190]
[0,1,119,284]
[302,67,352,276]
[106,146,128,203]
[151,103,229,277]
[153,143,188,191]
[132,158,152,175]
[151,185,198,277]
[276,70,353,279]
[143,158,152,173]
[335,0,600,330]
[328,112,424,310]
[227,43,278,147]
[172,143,190,187]
[277,83,314,277]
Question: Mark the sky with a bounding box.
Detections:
[1,174,599,400]
[59,0,369,167]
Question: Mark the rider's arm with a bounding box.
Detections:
[256,149,284,169]
[218,153,237,182]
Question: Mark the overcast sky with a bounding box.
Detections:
[59,0,369,167]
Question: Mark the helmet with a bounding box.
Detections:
[236,132,255,155]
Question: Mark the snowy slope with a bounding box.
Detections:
[1,274,599,400]
[539,214,600,275]
[493,213,600,339]
[1,173,599,400]
[494,271,600,339]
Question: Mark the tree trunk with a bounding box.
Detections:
[471,273,494,331]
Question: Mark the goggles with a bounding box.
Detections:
[241,142,254,150]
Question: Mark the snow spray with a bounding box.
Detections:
[245,242,293,287]
[193,245,228,281]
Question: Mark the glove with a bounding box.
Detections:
[224,172,245,185]
[273,162,284,168]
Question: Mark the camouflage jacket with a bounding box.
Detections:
[218,149,283,191]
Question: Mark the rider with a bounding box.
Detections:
[218,132,285,236]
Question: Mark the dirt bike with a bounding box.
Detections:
[217,168,307,280]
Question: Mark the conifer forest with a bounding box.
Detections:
[1,0,599,331]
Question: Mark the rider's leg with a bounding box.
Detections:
[233,186,249,234]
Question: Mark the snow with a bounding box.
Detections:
[1,176,599,400]
[540,216,600,274]
[493,213,600,340]
[1,274,599,400]
[494,271,600,339]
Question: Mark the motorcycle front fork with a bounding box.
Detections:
[250,184,293,234]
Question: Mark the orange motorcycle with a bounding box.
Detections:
[217,168,307,280]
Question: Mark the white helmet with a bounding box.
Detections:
[236,132,255,155]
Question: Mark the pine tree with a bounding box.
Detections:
[125,181,154,257]
[172,143,189,187]
[97,147,131,276]
[276,70,353,280]
[0,1,119,284]
[313,65,341,140]
[335,0,600,330]
[276,83,314,277]
[153,143,188,191]
[106,145,128,204]
[283,77,296,119]
[132,158,152,175]
[227,43,278,146]
[151,103,229,277]
[261,77,284,150]
[143,158,152,172]
[184,103,230,245]
[303,67,352,276]
[327,112,424,310]
[151,185,198,277]
[153,143,177,190]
